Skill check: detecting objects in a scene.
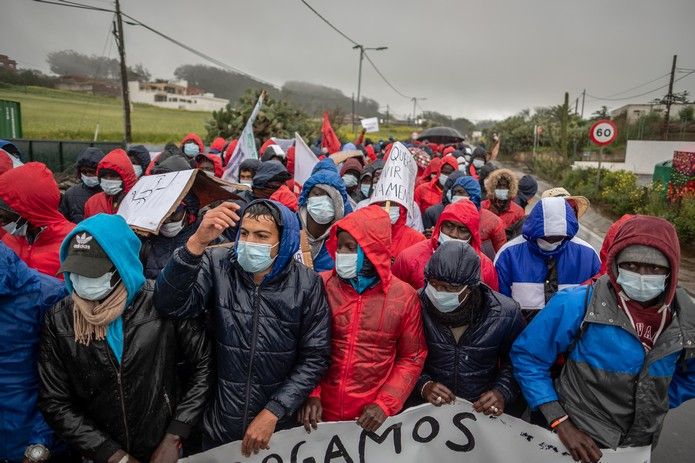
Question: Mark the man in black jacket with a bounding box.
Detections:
[416,241,525,416]
[154,199,331,457]
[38,213,211,463]
[59,147,105,223]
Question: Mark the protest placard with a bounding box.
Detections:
[361,117,380,133]
[181,400,649,463]
[293,132,319,187]
[370,141,417,211]
[329,150,363,165]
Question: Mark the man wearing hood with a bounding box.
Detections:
[494,197,600,320]
[414,156,458,214]
[1,243,67,463]
[180,133,205,167]
[238,160,292,204]
[195,153,224,178]
[126,145,150,179]
[393,200,498,291]
[339,157,364,204]
[38,214,211,463]
[482,168,526,239]
[154,200,331,456]
[298,169,353,272]
[298,206,427,433]
[511,215,695,462]
[84,149,138,218]
[515,174,539,210]
[0,162,75,278]
[423,174,506,259]
[416,241,525,417]
[238,158,262,187]
[60,147,105,223]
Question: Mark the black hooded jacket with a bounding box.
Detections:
[59,147,104,223]
[415,242,526,406]
[127,145,151,172]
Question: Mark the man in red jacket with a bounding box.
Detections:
[298,206,427,432]
[393,199,499,291]
[414,156,458,214]
[84,148,137,218]
[0,162,75,278]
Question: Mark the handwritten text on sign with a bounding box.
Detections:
[370,142,417,211]
[181,400,649,463]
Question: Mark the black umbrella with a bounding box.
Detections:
[416,126,465,144]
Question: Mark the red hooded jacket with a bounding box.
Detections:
[196,153,224,177]
[481,199,525,231]
[390,204,426,260]
[414,156,458,214]
[84,149,137,218]
[209,137,226,153]
[180,132,205,153]
[312,206,427,419]
[269,185,298,212]
[417,157,442,187]
[393,200,499,291]
[0,162,75,278]
[223,139,239,166]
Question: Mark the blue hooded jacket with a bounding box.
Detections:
[310,157,339,176]
[447,176,482,209]
[493,197,600,311]
[0,243,67,460]
[298,169,353,272]
[59,214,145,362]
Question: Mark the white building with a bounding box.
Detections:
[611,103,695,124]
[128,79,228,112]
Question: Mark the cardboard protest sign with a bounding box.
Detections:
[181,400,649,463]
[361,117,380,133]
[329,150,363,165]
[117,169,238,235]
[293,132,319,187]
[370,141,417,211]
[223,92,264,182]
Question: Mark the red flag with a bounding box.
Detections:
[321,112,341,154]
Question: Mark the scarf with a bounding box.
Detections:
[72,283,128,346]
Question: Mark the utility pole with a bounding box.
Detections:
[574,96,579,115]
[353,45,387,129]
[580,89,586,118]
[410,97,427,123]
[386,104,390,125]
[113,0,131,144]
[663,54,678,140]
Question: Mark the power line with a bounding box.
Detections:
[586,71,695,102]
[362,52,412,99]
[599,73,670,99]
[298,0,358,46]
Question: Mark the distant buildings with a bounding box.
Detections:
[128,79,228,112]
[0,54,17,71]
[611,103,695,124]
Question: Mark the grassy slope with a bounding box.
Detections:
[0,85,210,143]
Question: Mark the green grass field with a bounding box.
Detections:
[0,85,210,143]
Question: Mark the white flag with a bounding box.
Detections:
[293,132,319,187]
[222,92,264,182]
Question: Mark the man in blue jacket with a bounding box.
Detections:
[511,215,695,463]
[494,196,600,320]
[0,243,67,463]
[154,199,331,457]
[297,164,353,272]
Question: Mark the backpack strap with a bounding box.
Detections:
[567,285,593,356]
[299,230,314,270]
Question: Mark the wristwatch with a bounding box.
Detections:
[24,444,51,462]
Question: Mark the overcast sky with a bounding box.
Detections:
[3,0,695,121]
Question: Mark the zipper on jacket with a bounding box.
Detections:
[242,286,262,432]
[107,343,130,452]
[340,295,363,418]
[164,391,173,417]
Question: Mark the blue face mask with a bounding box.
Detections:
[335,252,358,279]
[473,159,485,169]
[425,283,467,313]
[81,174,99,188]
[236,240,279,274]
[439,174,449,187]
[132,165,143,178]
[360,184,371,198]
[183,143,200,157]
[100,178,123,196]
[307,196,335,225]
[494,188,509,201]
[388,206,401,224]
[342,174,358,188]
[70,271,119,301]
[617,268,668,302]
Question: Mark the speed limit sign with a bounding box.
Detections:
[589,119,618,146]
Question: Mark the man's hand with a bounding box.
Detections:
[473,390,505,416]
[107,449,141,463]
[298,397,323,433]
[422,381,456,406]
[150,433,181,463]
[241,408,278,458]
[555,420,603,463]
[356,403,387,432]
[187,202,240,255]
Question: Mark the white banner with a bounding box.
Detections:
[223,92,265,182]
[361,117,380,133]
[272,137,295,153]
[181,400,649,463]
[370,141,417,212]
[293,132,319,187]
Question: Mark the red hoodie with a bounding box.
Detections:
[390,204,426,260]
[180,132,205,153]
[84,149,137,218]
[312,205,427,420]
[393,200,499,291]
[269,185,298,212]
[417,157,442,187]
[223,139,239,166]
[209,137,226,153]
[414,156,458,214]
[0,162,75,278]
[196,153,224,178]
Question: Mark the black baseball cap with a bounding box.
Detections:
[58,232,114,277]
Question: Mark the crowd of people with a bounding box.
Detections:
[1,129,694,463]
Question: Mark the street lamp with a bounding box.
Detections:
[353,45,388,130]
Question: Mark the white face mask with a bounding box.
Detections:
[458,162,468,172]
[306,196,335,225]
[342,174,358,188]
[70,271,118,301]
[438,231,471,246]
[160,217,186,237]
[537,238,563,252]
[451,195,470,204]
[335,252,358,279]
[473,159,485,168]
[81,174,100,188]
[132,165,143,178]
[100,178,123,196]
[183,142,200,157]
[239,180,253,187]
[2,219,28,237]
[439,174,449,187]
[388,206,401,224]
[360,184,371,198]
[425,283,467,313]
[617,268,668,302]
[495,188,510,201]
